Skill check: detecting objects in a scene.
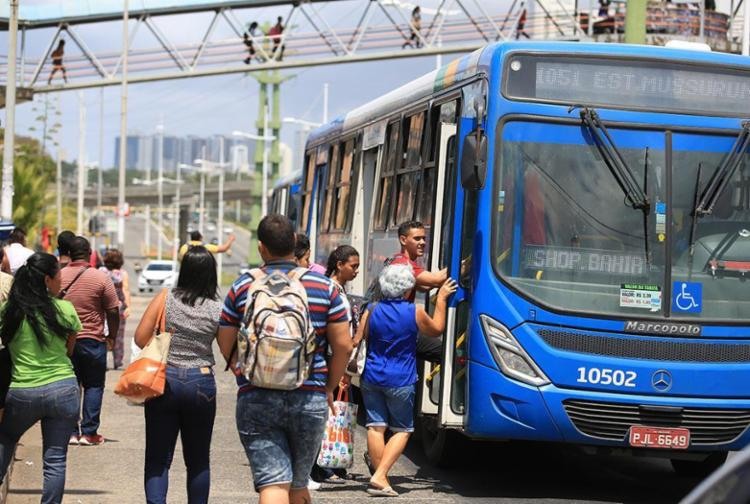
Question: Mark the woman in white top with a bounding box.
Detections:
[3,228,34,276]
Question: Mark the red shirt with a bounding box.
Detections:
[60,260,120,341]
[390,252,425,303]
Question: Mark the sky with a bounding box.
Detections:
[0,0,739,171]
[1,0,459,170]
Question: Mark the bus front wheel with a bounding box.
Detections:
[420,416,462,467]
[670,452,727,478]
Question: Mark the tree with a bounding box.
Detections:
[0,130,57,243]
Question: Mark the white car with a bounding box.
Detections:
[138,260,179,293]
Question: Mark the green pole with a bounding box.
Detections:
[624,0,647,44]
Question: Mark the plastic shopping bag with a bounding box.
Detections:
[317,389,357,469]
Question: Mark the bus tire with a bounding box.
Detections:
[420,416,462,467]
[670,452,727,478]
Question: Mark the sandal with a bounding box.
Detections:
[367,484,399,497]
[323,474,346,484]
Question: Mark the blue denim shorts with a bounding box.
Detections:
[236,389,328,491]
[361,380,415,433]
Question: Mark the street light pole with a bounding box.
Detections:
[117,0,130,248]
[218,136,225,286]
[173,162,182,263]
[157,121,164,260]
[98,88,104,245]
[77,92,86,236]
[56,147,63,233]
[262,104,270,218]
[1,0,19,222]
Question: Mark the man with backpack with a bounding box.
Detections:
[218,214,352,504]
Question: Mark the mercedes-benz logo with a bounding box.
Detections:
[652,369,672,392]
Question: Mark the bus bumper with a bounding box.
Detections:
[466,362,750,452]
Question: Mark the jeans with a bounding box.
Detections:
[70,338,106,436]
[236,389,328,491]
[361,380,416,432]
[0,378,79,504]
[144,366,216,504]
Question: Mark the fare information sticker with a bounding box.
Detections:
[620,283,662,311]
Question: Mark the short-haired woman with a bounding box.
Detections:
[101,249,131,369]
[0,252,82,503]
[353,264,456,497]
[135,246,222,504]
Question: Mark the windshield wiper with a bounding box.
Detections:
[576,107,651,213]
[694,121,750,217]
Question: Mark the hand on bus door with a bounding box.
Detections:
[438,278,458,301]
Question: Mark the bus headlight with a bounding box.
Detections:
[480,315,550,387]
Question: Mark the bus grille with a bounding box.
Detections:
[563,400,750,445]
[538,329,750,363]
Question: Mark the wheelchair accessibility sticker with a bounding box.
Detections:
[672,282,702,313]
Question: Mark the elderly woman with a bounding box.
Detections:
[353,264,456,497]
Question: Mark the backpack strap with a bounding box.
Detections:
[286,266,308,282]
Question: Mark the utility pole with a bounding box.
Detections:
[323,83,329,124]
[1,0,19,222]
[172,161,182,264]
[77,92,86,236]
[117,0,129,248]
[624,0,647,44]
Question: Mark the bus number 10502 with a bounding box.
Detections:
[576,367,637,388]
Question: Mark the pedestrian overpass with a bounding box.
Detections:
[0,0,592,94]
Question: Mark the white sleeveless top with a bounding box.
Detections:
[5,243,34,275]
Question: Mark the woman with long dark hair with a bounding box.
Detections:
[134,246,222,504]
[0,253,82,503]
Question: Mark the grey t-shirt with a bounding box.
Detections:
[165,290,222,368]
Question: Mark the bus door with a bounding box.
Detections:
[418,100,460,419]
[353,120,387,295]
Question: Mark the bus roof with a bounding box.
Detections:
[273,169,302,190]
[306,40,750,149]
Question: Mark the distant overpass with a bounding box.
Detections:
[83,179,257,206]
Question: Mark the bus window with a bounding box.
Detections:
[300,153,316,231]
[321,144,340,232]
[374,122,400,229]
[333,139,355,231]
[395,112,426,224]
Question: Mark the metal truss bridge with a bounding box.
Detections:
[0,0,590,93]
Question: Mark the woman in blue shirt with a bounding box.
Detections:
[354,264,456,497]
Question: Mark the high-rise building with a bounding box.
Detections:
[114,134,256,172]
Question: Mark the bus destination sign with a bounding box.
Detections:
[505,54,750,116]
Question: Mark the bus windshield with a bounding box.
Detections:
[493,120,750,322]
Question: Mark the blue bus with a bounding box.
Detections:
[294,41,750,475]
[270,169,303,228]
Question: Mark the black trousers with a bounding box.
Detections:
[417,334,443,364]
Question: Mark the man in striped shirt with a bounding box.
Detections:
[218,215,351,504]
[61,237,120,446]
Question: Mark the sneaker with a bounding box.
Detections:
[78,434,104,446]
[307,479,321,491]
[68,435,79,445]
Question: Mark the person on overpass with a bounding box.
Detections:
[178,230,236,261]
[47,39,68,85]
[243,21,260,64]
[269,16,286,60]
[403,6,423,49]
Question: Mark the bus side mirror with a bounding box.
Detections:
[460,132,487,190]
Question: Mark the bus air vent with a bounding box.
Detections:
[563,399,750,445]
[538,329,750,363]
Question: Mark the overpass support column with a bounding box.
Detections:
[624,0,647,44]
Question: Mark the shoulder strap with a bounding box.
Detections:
[155,289,168,334]
[286,266,308,281]
[58,266,89,299]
